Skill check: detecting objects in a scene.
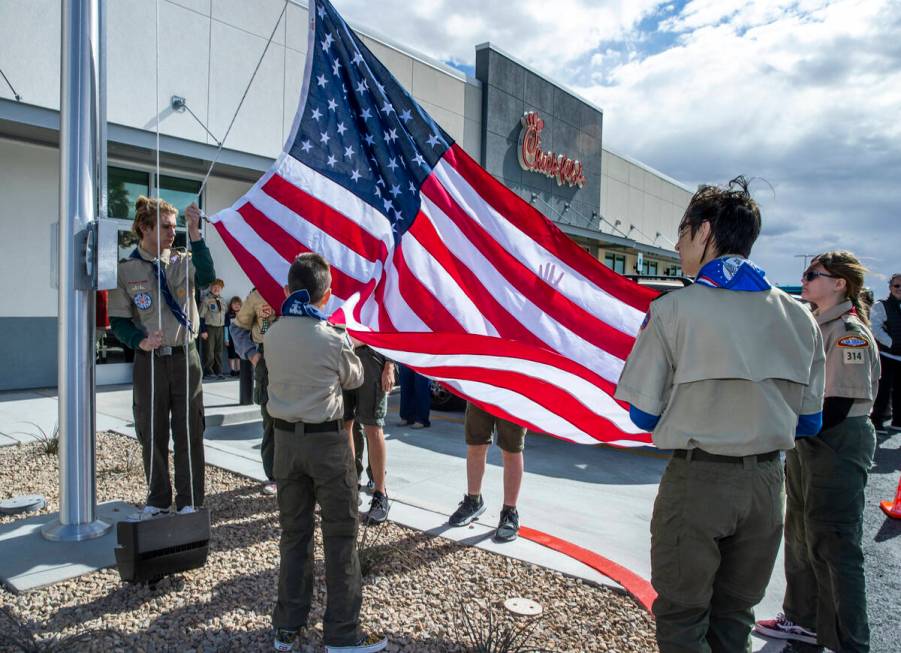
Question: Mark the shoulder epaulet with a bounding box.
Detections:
[843,317,865,334]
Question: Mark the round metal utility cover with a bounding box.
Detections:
[504,597,542,617]
[0,494,46,515]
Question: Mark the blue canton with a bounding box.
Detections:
[289,0,452,240]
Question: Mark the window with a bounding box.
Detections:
[604,253,626,274]
[642,260,658,276]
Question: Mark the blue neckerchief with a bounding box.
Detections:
[695,256,771,291]
[130,248,193,329]
[281,289,327,320]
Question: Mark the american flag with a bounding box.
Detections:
[210,0,658,446]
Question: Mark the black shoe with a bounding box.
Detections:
[367,491,389,524]
[495,506,519,542]
[448,494,485,527]
[274,627,300,651]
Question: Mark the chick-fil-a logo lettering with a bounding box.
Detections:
[517,112,586,189]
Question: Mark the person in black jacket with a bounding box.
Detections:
[870,272,901,432]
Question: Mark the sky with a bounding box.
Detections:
[334,0,900,288]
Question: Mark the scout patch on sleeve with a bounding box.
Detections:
[837,335,869,348]
[133,292,153,310]
[640,309,651,331]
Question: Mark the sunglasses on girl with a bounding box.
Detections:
[803,270,838,282]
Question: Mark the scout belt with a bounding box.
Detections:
[273,417,343,433]
[673,449,780,464]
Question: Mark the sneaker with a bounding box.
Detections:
[176,505,197,515]
[410,422,430,429]
[273,627,299,651]
[127,505,170,521]
[367,491,390,524]
[754,613,818,645]
[262,482,278,496]
[395,419,414,426]
[495,506,520,542]
[325,633,388,652]
[448,494,485,527]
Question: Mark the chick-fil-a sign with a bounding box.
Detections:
[517,112,586,189]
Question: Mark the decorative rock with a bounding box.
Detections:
[0,494,46,514]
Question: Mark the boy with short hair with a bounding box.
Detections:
[265,253,387,653]
[199,278,226,378]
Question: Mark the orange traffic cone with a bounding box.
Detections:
[880,475,901,519]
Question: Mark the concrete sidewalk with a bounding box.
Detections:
[0,379,792,651]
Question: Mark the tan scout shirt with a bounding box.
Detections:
[232,289,275,344]
[816,300,880,417]
[199,291,226,327]
[264,316,363,423]
[108,246,199,346]
[615,284,826,456]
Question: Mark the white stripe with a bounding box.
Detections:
[375,348,645,435]
[277,154,394,245]
[398,233,499,337]
[432,159,646,335]
[379,255,430,332]
[245,188,380,285]
[419,197,625,383]
[215,208,289,284]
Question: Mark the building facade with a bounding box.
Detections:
[0,0,692,390]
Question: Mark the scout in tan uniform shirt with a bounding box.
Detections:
[198,279,226,377]
[615,178,825,653]
[108,196,216,518]
[757,251,879,653]
[264,253,387,653]
[229,288,278,492]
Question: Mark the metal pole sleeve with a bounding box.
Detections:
[43,0,110,542]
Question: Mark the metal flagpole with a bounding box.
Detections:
[42,0,111,542]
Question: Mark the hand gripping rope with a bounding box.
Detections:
[144,0,288,511]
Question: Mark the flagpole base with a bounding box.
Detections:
[41,518,112,542]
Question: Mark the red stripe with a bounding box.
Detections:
[372,272,396,332]
[213,220,284,314]
[345,330,624,405]
[418,364,648,444]
[409,212,545,345]
[237,202,358,301]
[391,245,465,333]
[420,174,636,361]
[442,144,658,313]
[263,174,388,264]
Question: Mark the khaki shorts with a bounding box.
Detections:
[343,346,389,427]
[464,403,527,453]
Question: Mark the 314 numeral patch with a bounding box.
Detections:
[843,349,864,365]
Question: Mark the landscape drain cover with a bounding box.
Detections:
[504,597,542,617]
[0,494,46,515]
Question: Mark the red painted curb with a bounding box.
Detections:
[519,525,657,612]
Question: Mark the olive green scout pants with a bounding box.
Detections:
[783,416,876,653]
[272,422,362,646]
[651,453,784,653]
[203,324,224,375]
[253,347,275,482]
[132,344,205,511]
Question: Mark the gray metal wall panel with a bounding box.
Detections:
[0,318,57,391]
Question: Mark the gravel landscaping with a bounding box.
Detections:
[0,432,657,652]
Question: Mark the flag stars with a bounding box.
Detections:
[385,128,398,142]
[390,184,401,198]
[408,181,416,194]
[360,107,373,121]
[311,108,322,121]
[326,154,337,168]
[427,133,441,147]
[317,5,326,18]
[319,131,330,144]
[364,133,375,146]
[355,79,369,93]
[344,145,355,159]
[412,152,426,167]
[351,51,364,65]
[332,59,342,77]
[399,109,413,123]
[380,100,395,115]
[350,169,361,182]
[383,198,394,213]
[336,122,347,135]
[321,33,333,51]
[316,74,327,88]
[327,98,338,112]
[374,185,382,198]
[387,157,398,172]
[300,140,312,153]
